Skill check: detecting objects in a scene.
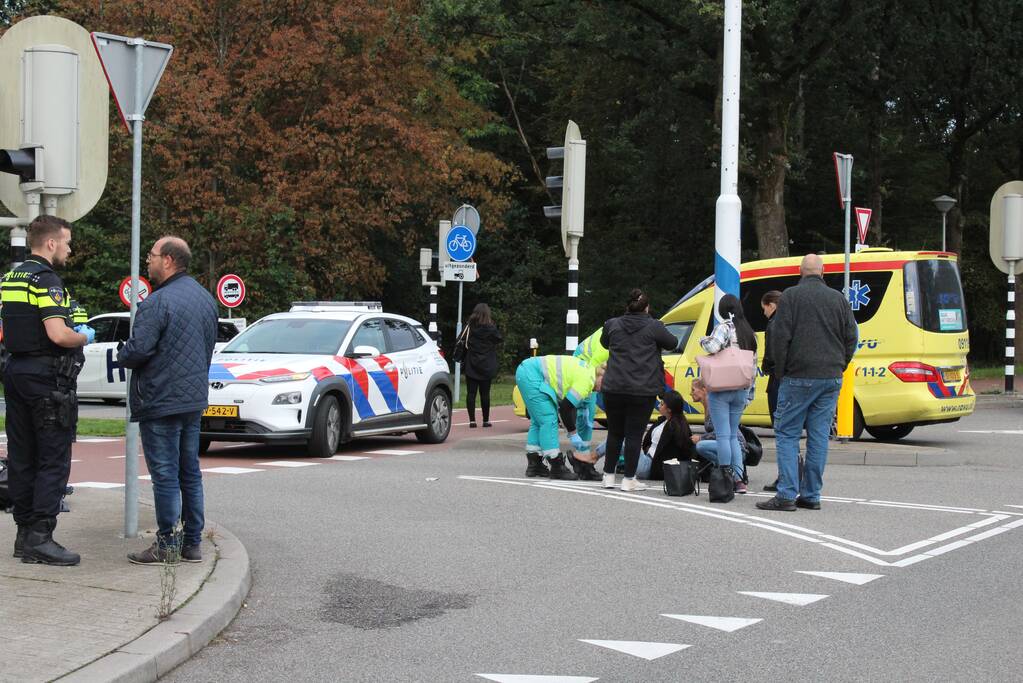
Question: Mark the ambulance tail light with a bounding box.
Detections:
[888,361,942,383]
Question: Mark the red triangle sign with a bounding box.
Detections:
[855,207,872,245]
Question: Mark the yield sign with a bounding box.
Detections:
[855,206,873,244]
[91,32,173,133]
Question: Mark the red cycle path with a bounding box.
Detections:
[46,404,527,487]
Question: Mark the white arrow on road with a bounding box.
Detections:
[738,591,829,606]
[796,571,885,585]
[579,639,690,660]
[660,614,762,632]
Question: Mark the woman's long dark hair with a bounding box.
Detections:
[718,294,757,352]
[467,302,493,327]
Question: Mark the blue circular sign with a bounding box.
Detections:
[445,225,477,262]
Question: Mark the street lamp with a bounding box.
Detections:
[933,194,957,252]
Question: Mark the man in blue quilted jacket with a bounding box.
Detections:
[119,236,217,565]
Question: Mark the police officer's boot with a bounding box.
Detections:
[525,452,550,478]
[13,524,27,558]
[21,518,80,566]
[547,453,579,480]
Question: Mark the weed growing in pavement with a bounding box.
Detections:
[157,527,183,621]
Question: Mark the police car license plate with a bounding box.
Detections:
[941,368,962,383]
[203,405,238,418]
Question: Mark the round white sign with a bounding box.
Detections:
[217,273,246,308]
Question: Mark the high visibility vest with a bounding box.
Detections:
[575,328,608,368]
[540,355,595,407]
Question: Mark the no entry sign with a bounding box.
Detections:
[217,274,246,308]
[118,276,151,308]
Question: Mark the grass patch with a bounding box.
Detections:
[0,416,126,437]
[969,364,1023,379]
[452,375,516,410]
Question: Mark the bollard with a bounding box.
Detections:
[836,362,856,441]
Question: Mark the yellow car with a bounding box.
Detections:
[514,249,975,440]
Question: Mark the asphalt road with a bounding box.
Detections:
[151,399,1023,682]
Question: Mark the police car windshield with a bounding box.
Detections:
[220,318,353,355]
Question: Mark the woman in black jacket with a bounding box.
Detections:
[461,303,502,428]
[599,289,681,491]
[636,390,697,480]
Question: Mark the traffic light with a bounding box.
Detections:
[0,146,40,183]
[545,120,586,256]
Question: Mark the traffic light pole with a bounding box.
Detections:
[1008,261,1016,395]
[713,0,743,319]
[566,236,579,353]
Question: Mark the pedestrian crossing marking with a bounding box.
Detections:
[69,481,124,489]
[796,571,884,585]
[738,591,829,606]
[579,639,689,660]
[201,466,265,475]
[262,461,320,468]
[365,449,423,456]
[330,455,370,461]
[661,614,762,632]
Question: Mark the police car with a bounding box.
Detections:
[77,313,243,402]
[200,302,453,457]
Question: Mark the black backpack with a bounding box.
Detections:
[741,426,764,467]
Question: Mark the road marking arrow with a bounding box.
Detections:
[796,571,884,585]
[738,591,829,606]
[660,615,762,632]
[579,640,690,660]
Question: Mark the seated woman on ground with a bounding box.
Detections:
[635,390,697,480]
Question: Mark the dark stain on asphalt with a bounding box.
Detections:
[320,573,474,629]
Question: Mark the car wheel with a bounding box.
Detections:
[852,402,865,440]
[199,438,211,455]
[865,423,914,441]
[416,388,451,444]
[309,395,343,457]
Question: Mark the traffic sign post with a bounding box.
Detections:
[444,212,481,403]
[92,31,173,540]
[217,273,246,309]
[990,182,1023,394]
[834,153,854,301]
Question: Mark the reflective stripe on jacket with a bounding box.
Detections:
[540,355,596,407]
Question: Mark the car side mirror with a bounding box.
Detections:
[347,345,380,358]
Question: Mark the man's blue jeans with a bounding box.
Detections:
[140,411,205,547]
[707,388,748,482]
[774,377,842,502]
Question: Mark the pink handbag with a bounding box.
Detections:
[695,345,756,391]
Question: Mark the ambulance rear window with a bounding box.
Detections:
[903,260,967,333]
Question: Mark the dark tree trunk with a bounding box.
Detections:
[752,103,790,259]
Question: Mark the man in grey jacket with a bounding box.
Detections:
[119,236,217,563]
[757,254,858,512]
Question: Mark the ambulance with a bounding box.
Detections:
[514,249,975,440]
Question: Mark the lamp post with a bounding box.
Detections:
[933,194,957,252]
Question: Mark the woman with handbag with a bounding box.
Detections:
[599,288,681,492]
[635,391,696,480]
[698,294,757,494]
[461,303,502,428]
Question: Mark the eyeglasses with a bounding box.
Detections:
[146,251,165,262]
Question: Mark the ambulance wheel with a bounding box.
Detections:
[416,388,451,443]
[852,402,865,441]
[865,424,914,441]
[309,395,342,457]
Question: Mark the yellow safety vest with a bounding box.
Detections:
[541,355,595,407]
[576,328,608,367]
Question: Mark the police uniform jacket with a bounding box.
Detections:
[0,255,75,362]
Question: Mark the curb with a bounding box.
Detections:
[59,523,251,683]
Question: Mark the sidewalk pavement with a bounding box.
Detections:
[1,489,250,682]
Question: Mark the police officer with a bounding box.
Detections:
[1,216,95,566]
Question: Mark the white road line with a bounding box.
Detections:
[70,459,81,463]
[795,571,884,585]
[262,461,319,468]
[461,475,1023,567]
[201,466,265,475]
[738,591,829,606]
[365,449,423,456]
[578,640,690,660]
[330,455,369,461]
[215,443,252,450]
[660,615,762,632]
[70,481,124,489]
[959,429,1023,434]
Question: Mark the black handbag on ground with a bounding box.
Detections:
[741,426,764,467]
[663,460,700,497]
[708,465,735,503]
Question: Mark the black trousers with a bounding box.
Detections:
[602,392,657,478]
[767,375,780,427]
[3,362,74,526]
[466,377,492,423]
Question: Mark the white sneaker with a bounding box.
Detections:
[621,477,648,492]
[602,473,616,489]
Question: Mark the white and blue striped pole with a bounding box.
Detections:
[714,0,743,320]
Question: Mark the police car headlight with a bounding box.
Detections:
[272,391,303,405]
[259,372,311,384]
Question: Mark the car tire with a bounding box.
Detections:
[852,402,865,440]
[416,388,451,444]
[199,438,211,455]
[309,395,343,457]
[865,423,914,441]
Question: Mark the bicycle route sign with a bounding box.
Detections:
[445,225,476,262]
